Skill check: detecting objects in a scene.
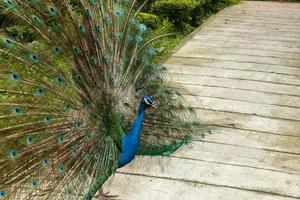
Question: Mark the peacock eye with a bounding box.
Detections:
[144,97,153,105]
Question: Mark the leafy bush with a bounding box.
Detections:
[191,0,229,26]
[136,0,157,12]
[151,0,197,28]
[137,13,160,29]
[156,19,176,34]
[202,0,232,12]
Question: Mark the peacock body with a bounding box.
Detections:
[0,0,203,199]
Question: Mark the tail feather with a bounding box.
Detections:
[0,0,206,199]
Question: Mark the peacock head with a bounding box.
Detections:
[141,96,157,110]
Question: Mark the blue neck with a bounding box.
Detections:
[119,105,146,168]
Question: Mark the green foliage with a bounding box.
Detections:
[151,0,197,27]
[156,19,176,34]
[191,0,237,26]
[147,0,240,58]
[151,19,185,59]
[136,0,157,12]
[137,12,160,29]
[151,0,239,29]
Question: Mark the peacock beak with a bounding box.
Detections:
[151,104,158,110]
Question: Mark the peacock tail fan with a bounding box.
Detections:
[0,0,206,199]
[138,83,206,155]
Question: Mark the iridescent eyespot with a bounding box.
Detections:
[12,107,22,115]
[66,187,73,194]
[75,74,83,82]
[10,149,19,158]
[148,48,157,56]
[90,114,97,121]
[52,46,61,54]
[96,39,101,46]
[79,25,85,33]
[103,57,109,65]
[75,121,82,128]
[58,135,65,143]
[4,38,14,48]
[27,135,34,144]
[85,132,92,141]
[117,32,123,40]
[73,47,81,54]
[108,44,113,51]
[139,24,147,32]
[79,169,85,177]
[42,158,49,165]
[52,21,61,30]
[128,35,133,42]
[32,15,41,25]
[129,18,136,25]
[95,24,102,33]
[44,115,52,122]
[58,164,65,173]
[64,103,72,110]
[85,8,92,16]
[94,153,100,159]
[83,100,91,107]
[37,87,45,95]
[137,36,143,43]
[115,10,122,17]
[11,72,20,81]
[84,153,90,161]
[0,190,7,197]
[91,57,97,65]
[104,16,111,24]
[48,6,57,16]
[4,0,16,8]
[6,39,12,44]
[29,53,40,63]
[55,77,64,84]
[31,179,38,187]
[49,7,56,13]
[72,148,79,157]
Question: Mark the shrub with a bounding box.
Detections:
[136,0,157,12]
[151,0,197,27]
[137,13,160,29]
[191,0,214,26]
[156,19,176,34]
[191,0,237,26]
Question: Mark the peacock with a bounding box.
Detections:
[0,0,204,199]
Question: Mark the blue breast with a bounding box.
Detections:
[119,108,145,168]
[119,134,139,167]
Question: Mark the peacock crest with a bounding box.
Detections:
[0,0,204,199]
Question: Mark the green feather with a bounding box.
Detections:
[0,1,206,199]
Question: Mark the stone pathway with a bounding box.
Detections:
[107,1,300,199]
